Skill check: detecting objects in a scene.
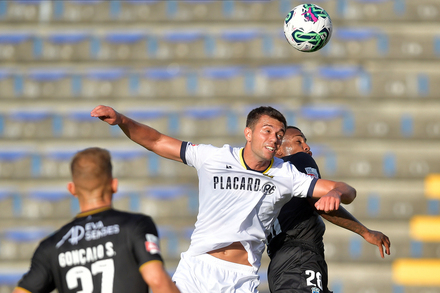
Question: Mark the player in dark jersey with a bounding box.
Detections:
[13,147,180,293]
[267,126,391,293]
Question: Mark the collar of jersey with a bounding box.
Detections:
[239,148,273,174]
[76,206,112,218]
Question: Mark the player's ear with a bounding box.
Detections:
[111,178,118,194]
[244,127,252,142]
[67,182,77,197]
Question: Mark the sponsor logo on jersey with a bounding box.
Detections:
[311,287,321,293]
[213,176,277,195]
[261,182,276,196]
[56,221,120,248]
[145,234,160,254]
[58,241,115,267]
[226,165,232,169]
[305,167,319,179]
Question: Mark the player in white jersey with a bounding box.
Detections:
[91,105,356,293]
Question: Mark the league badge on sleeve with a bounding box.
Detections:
[145,234,160,254]
[305,167,319,179]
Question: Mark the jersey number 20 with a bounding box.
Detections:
[305,270,322,290]
[66,259,114,293]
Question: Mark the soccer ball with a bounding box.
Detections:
[284,3,332,52]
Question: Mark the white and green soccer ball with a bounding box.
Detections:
[284,3,332,52]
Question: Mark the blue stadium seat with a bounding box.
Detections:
[369,68,438,99]
[0,148,36,179]
[221,0,290,21]
[0,0,42,22]
[0,226,53,260]
[0,32,34,61]
[21,187,75,219]
[327,27,388,59]
[209,29,263,59]
[98,31,147,60]
[52,0,111,22]
[336,0,401,21]
[294,104,354,137]
[21,68,73,99]
[307,65,371,97]
[256,65,303,97]
[80,68,130,98]
[386,30,438,60]
[138,67,187,98]
[197,66,247,97]
[0,187,18,218]
[112,187,142,213]
[40,148,77,178]
[62,109,113,138]
[125,108,170,134]
[115,0,168,22]
[170,0,223,21]
[4,109,54,138]
[141,185,195,218]
[0,272,24,292]
[0,68,15,98]
[39,31,91,61]
[148,30,206,60]
[110,147,149,178]
[180,106,229,137]
[157,225,180,258]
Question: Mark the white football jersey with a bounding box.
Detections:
[181,142,317,269]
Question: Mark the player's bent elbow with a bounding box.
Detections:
[342,186,356,204]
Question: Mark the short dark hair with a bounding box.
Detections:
[70,147,112,181]
[285,126,307,142]
[246,106,287,130]
[286,125,302,132]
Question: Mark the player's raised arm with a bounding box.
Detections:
[318,206,391,258]
[91,105,183,162]
[311,179,356,213]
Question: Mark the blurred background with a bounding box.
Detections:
[0,0,440,292]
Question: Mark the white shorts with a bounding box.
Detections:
[172,252,260,293]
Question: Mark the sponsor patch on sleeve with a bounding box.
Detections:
[305,167,319,179]
[145,234,160,254]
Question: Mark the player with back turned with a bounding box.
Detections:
[267,126,391,293]
[13,147,180,293]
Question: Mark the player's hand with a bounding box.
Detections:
[314,192,341,213]
[91,105,121,125]
[363,229,391,258]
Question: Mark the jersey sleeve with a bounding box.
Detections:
[287,162,318,198]
[283,152,321,179]
[180,141,217,169]
[131,216,164,268]
[17,241,56,293]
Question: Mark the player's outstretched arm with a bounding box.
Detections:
[319,206,391,258]
[91,105,183,162]
[140,261,181,293]
[312,180,356,213]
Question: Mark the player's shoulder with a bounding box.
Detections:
[108,209,155,225]
[282,152,321,178]
[283,152,318,166]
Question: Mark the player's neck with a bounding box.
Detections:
[78,194,113,213]
[242,147,270,172]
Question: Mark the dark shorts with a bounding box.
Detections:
[267,240,331,293]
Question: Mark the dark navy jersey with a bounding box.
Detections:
[17,207,163,293]
[268,152,326,257]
